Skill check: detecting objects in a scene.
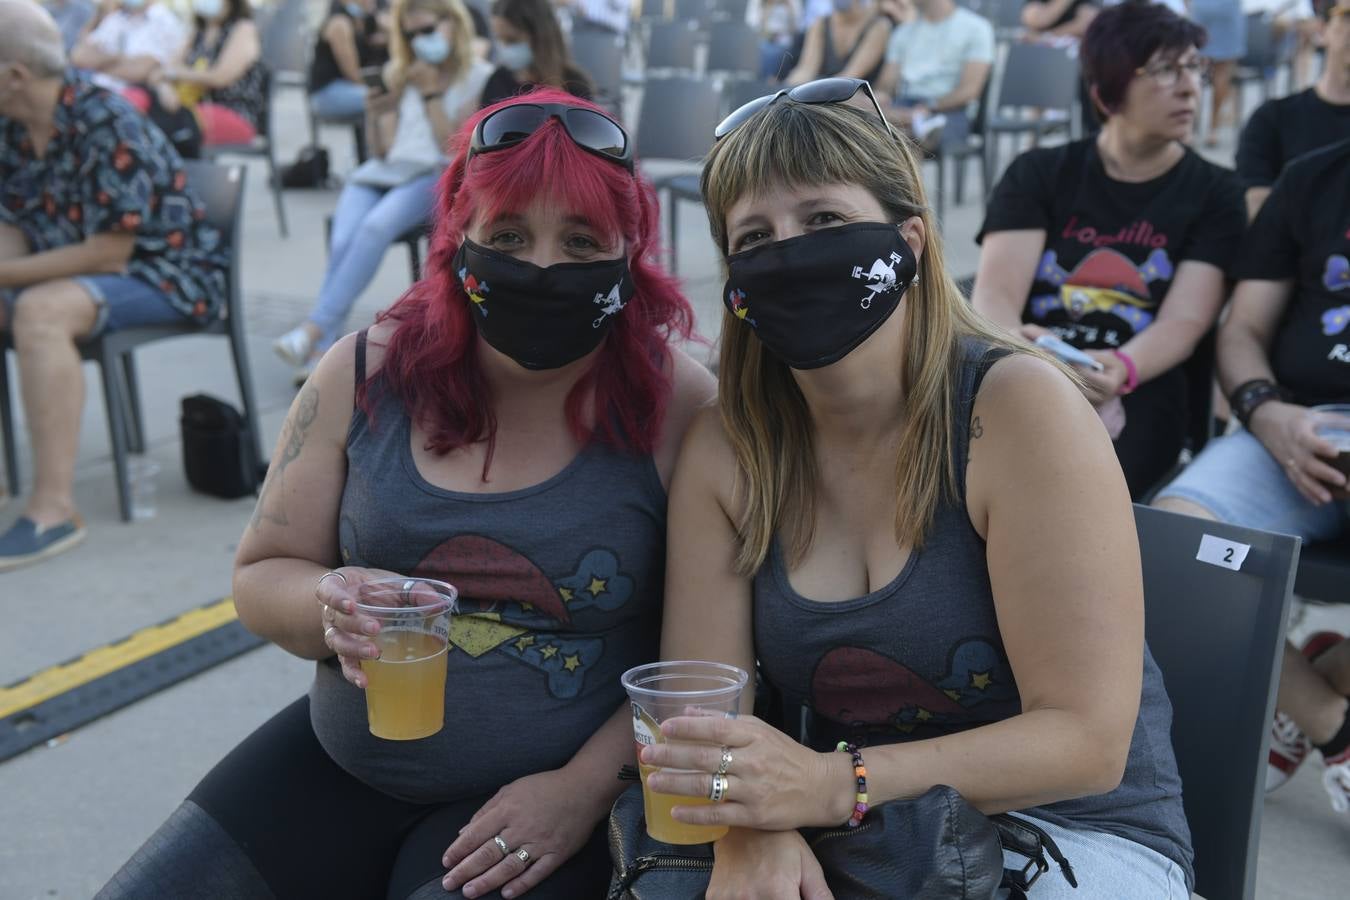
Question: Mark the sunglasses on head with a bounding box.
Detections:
[468,102,635,173]
[714,77,896,141]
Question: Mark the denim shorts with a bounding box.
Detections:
[996,814,1190,899]
[1154,427,1349,542]
[1,275,183,339]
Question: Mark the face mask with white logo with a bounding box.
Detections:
[722,222,918,370]
[496,41,533,72]
[412,30,451,65]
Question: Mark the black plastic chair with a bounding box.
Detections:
[721,76,775,117]
[0,162,262,522]
[930,72,994,222]
[705,22,761,81]
[1233,13,1282,129]
[1134,504,1299,900]
[1294,541,1350,604]
[634,76,721,273]
[984,42,1078,186]
[202,65,289,237]
[323,215,428,282]
[645,21,699,72]
[571,29,627,115]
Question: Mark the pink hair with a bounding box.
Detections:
[362,89,696,469]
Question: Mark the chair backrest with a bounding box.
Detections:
[706,23,761,78]
[712,0,749,22]
[635,76,721,163]
[995,42,1079,111]
[1240,12,1278,69]
[260,3,311,78]
[988,0,1023,33]
[1134,504,1299,900]
[1294,541,1350,604]
[571,30,626,99]
[674,0,715,27]
[646,21,699,71]
[182,161,247,317]
[721,76,775,117]
[639,0,669,21]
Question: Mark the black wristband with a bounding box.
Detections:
[1230,379,1287,428]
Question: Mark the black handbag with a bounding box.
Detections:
[180,393,262,500]
[606,779,1077,900]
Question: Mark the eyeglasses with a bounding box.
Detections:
[713,77,896,141]
[1134,58,1210,88]
[468,102,634,173]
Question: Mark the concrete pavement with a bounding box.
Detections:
[0,72,1346,899]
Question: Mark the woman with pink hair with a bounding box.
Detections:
[98,89,714,900]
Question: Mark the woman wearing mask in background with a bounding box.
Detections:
[99,89,713,900]
[275,0,493,379]
[782,0,892,87]
[480,0,593,106]
[145,0,264,147]
[652,77,1193,898]
[309,0,389,121]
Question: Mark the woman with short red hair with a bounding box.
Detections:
[99,89,714,900]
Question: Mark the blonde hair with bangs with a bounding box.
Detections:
[700,101,1031,576]
[387,0,476,88]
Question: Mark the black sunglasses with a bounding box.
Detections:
[714,77,896,141]
[468,102,634,173]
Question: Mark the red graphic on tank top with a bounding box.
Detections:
[417,534,570,624]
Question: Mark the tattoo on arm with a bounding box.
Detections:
[250,384,320,530]
[966,415,984,466]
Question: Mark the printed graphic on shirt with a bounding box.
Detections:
[808,639,1016,736]
[1030,247,1174,346]
[402,535,634,699]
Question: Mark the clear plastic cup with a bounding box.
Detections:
[620,660,749,845]
[355,577,456,741]
[128,458,161,521]
[1312,404,1350,501]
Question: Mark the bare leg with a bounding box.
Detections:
[9,279,99,527]
[1206,60,1235,148]
[1153,494,1349,743]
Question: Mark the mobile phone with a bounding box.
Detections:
[1034,334,1105,372]
[361,67,386,92]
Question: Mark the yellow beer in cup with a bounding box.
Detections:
[621,661,750,845]
[355,578,455,741]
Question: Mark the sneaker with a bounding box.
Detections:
[1268,710,1312,792]
[1323,747,1350,813]
[273,326,315,367]
[0,515,87,572]
[1265,631,1344,792]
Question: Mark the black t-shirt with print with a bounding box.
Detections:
[978,139,1246,353]
[1236,89,1350,189]
[1232,138,1350,407]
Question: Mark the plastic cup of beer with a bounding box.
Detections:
[355,577,455,741]
[620,660,749,845]
[1313,404,1350,501]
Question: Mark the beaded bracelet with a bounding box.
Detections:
[836,741,869,827]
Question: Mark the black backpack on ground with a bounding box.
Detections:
[280,144,332,189]
[180,393,263,499]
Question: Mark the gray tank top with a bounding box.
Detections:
[311,332,667,803]
[753,341,1195,886]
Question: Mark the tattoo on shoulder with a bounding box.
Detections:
[966,415,984,466]
[250,383,320,531]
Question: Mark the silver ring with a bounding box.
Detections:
[493,835,510,857]
[716,746,733,776]
[709,773,728,803]
[316,570,347,599]
[515,847,531,864]
[323,625,338,644]
[402,579,416,602]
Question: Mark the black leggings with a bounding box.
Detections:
[97,696,612,900]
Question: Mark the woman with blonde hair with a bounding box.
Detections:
[647,78,1195,897]
[274,0,492,378]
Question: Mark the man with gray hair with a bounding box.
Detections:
[0,0,226,571]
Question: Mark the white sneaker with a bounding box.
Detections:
[1322,748,1350,813]
[273,326,315,367]
[1267,710,1312,793]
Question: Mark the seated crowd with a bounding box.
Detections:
[0,0,1348,896]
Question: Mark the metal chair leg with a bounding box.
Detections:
[98,350,134,522]
[667,191,679,275]
[121,352,146,454]
[228,316,266,476]
[408,238,423,281]
[0,347,20,492]
[266,147,289,238]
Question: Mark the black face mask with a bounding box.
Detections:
[722,222,917,370]
[453,239,634,370]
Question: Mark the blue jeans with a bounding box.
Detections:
[307,175,439,351]
[310,80,368,121]
[1154,426,1349,542]
[996,814,1190,899]
[2,274,182,338]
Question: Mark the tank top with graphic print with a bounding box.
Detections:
[310,332,667,803]
[753,340,1195,887]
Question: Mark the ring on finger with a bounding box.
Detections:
[515,847,531,865]
[493,835,510,858]
[323,625,338,644]
[316,570,347,600]
[716,745,733,776]
[709,772,729,803]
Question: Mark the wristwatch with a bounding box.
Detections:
[1230,379,1289,428]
